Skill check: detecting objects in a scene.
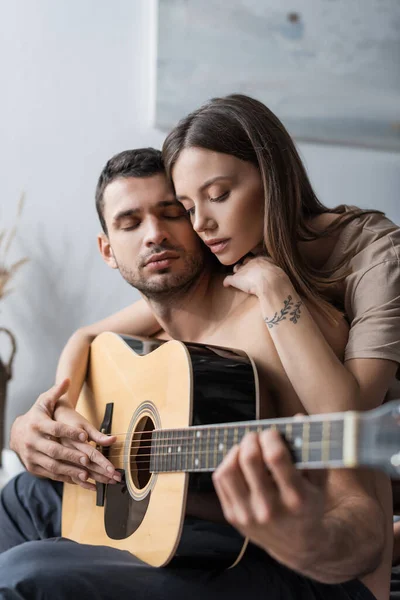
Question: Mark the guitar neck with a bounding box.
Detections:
[150,412,359,474]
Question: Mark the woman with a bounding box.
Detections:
[161,94,400,575]
[161,93,400,417]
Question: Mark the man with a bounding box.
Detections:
[0,149,391,599]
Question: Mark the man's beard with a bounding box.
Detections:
[115,245,205,301]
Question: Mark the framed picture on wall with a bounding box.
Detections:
[155,0,400,152]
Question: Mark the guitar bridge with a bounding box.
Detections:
[96,402,114,507]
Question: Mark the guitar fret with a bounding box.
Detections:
[191,428,195,470]
[161,431,165,473]
[185,429,191,472]
[322,420,330,463]
[195,428,202,470]
[177,429,182,472]
[223,427,228,460]
[302,422,310,463]
[168,430,172,472]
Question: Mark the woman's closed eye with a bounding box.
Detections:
[209,191,229,203]
[184,192,229,219]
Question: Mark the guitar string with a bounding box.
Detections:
[87,448,348,475]
[103,440,344,462]
[103,434,344,456]
[105,433,343,450]
[88,450,342,473]
[100,421,344,439]
[99,423,344,447]
[102,429,344,453]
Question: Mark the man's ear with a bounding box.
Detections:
[97,233,118,269]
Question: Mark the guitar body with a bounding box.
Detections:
[62,332,259,568]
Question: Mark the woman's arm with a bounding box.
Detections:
[9,299,161,487]
[224,257,397,413]
[55,298,162,409]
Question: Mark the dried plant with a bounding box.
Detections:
[0,194,28,301]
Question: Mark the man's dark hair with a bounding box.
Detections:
[95,148,165,233]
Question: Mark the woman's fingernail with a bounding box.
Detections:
[107,466,114,473]
[79,433,87,442]
[79,472,87,481]
[80,456,88,465]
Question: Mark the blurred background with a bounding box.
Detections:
[0,0,399,444]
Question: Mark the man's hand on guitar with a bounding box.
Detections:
[212,429,327,573]
[10,379,121,491]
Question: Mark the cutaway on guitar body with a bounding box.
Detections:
[62,332,259,568]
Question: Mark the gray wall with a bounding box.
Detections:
[1,0,399,441]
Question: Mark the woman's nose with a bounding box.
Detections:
[193,210,216,233]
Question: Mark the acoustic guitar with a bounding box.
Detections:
[62,332,400,568]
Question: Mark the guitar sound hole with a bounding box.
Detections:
[131,416,154,490]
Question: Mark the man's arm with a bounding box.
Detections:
[213,429,390,588]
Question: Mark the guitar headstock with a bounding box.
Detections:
[359,400,400,478]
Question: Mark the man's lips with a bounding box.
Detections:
[144,251,180,270]
[203,238,230,254]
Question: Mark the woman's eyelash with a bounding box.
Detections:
[210,192,229,202]
[185,192,229,217]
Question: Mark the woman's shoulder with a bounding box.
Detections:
[325,206,400,272]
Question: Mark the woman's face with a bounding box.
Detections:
[172,147,265,265]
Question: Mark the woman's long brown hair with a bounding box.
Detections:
[162,94,383,321]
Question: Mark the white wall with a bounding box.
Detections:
[1,0,399,439]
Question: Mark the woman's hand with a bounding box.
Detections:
[223,256,289,297]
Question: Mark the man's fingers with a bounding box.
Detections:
[213,445,250,526]
[34,453,90,482]
[238,433,277,523]
[40,419,87,443]
[81,468,117,485]
[260,430,305,514]
[72,440,120,479]
[37,438,88,467]
[84,423,116,446]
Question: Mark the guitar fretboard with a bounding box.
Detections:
[149,416,349,473]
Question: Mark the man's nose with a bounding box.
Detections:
[143,218,169,246]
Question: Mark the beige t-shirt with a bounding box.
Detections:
[323,208,400,381]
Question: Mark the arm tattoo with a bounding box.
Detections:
[264,295,303,329]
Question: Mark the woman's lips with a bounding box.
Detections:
[205,239,230,254]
